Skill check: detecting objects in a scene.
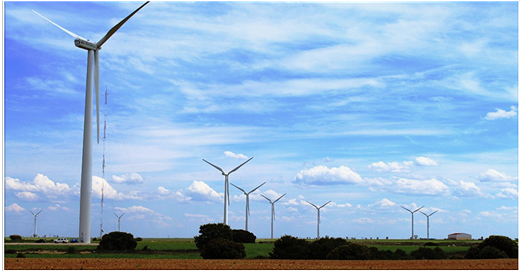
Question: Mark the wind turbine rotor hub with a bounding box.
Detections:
[74,38,97,50]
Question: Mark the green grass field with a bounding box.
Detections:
[5,237,477,259]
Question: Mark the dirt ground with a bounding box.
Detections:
[4,258,518,270]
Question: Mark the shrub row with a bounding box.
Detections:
[465,235,518,259]
[193,223,257,259]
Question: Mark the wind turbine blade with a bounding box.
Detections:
[30,210,35,216]
[430,210,438,216]
[306,201,319,209]
[36,210,43,216]
[32,10,86,40]
[121,213,125,217]
[419,210,427,216]
[96,1,150,48]
[228,157,253,175]
[320,200,332,209]
[273,193,286,203]
[400,206,412,213]
[261,194,272,203]
[94,50,100,144]
[249,182,266,194]
[202,159,225,174]
[230,183,246,194]
[413,206,424,212]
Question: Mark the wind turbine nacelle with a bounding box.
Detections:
[75,38,97,50]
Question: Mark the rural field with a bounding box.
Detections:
[4,258,518,270]
[4,238,518,270]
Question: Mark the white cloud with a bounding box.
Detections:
[48,204,71,211]
[496,188,518,199]
[293,165,363,185]
[92,176,142,200]
[15,191,38,201]
[453,180,488,198]
[393,178,449,196]
[414,157,439,166]
[368,161,414,172]
[224,151,248,159]
[5,203,25,213]
[478,169,517,182]
[369,198,396,209]
[111,172,144,184]
[5,174,76,198]
[115,206,155,214]
[485,106,517,120]
[156,186,191,202]
[186,181,223,202]
[352,217,373,224]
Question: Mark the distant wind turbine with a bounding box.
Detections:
[30,210,43,238]
[114,213,125,232]
[32,2,149,243]
[419,210,438,239]
[401,205,424,239]
[203,157,254,225]
[306,201,331,239]
[261,193,286,239]
[231,182,266,231]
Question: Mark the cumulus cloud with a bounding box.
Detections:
[115,205,155,214]
[352,217,373,224]
[369,198,396,209]
[293,165,363,185]
[496,188,518,199]
[48,204,71,211]
[5,203,25,213]
[186,181,223,202]
[368,161,413,172]
[5,174,76,198]
[92,176,143,200]
[453,180,488,198]
[393,178,449,196]
[224,151,248,159]
[485,106,517,120]
[15,191,38,201]
[111,173,144,184]
[414,157,439,166]
[115,205,173,227]
[156,186,191,202]
[478,169,517,182]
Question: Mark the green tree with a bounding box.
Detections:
[326,242,371,260]
[200,238,246,259]
[269,235,310,259]
[194,223,233,250]
[308,237,347,259]
[97,231,137,251]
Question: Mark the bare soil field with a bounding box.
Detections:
[5,258,518,270]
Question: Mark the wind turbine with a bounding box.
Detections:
[32,2,149,243]
[419,210,438,239]
[230,182,266,231]
[401,205,424,239]
[114,213,125,232]
[203,157,254,225]
[306,201,331,239]
[261,193,286,239]
[30,210,43,238]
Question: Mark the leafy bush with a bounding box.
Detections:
[466,235,518,259]
[308,237,347,259]
[410,247,446,259]
[232,229,256,243]
[200,238,246,259]
[66,246,76,254]
[194,223,233,250]
[326,242,371,260]
[369,247,406,260]
[269,235,310,259]
[97,231,137,251]
[9,235,22,241]
[135,237,143,242]
[16,253,25,258]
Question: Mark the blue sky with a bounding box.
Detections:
[3,1,518,240]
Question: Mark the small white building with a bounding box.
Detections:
[448,233,471,240]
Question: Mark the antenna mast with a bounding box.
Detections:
[100,87,108,239]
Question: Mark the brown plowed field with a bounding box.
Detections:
[4,258,518,270]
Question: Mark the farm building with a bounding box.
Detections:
[448,233,471,240]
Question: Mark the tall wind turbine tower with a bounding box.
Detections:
[32,2,149,243]
[419,210,438,239]
[306,201,331,239]
[203,157,254,225]
[30,210,42,237]
[401,205,424,239]
[231,182,266,231]
[261,193,286,239]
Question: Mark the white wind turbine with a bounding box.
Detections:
[419,210,438,239]
[230,182,266,231]
[261,193,286,239]
[33,2,149,243]
[30,210,43,238]
[306,200,331,239]
[203,157,254,225]
[401,205,424,239]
